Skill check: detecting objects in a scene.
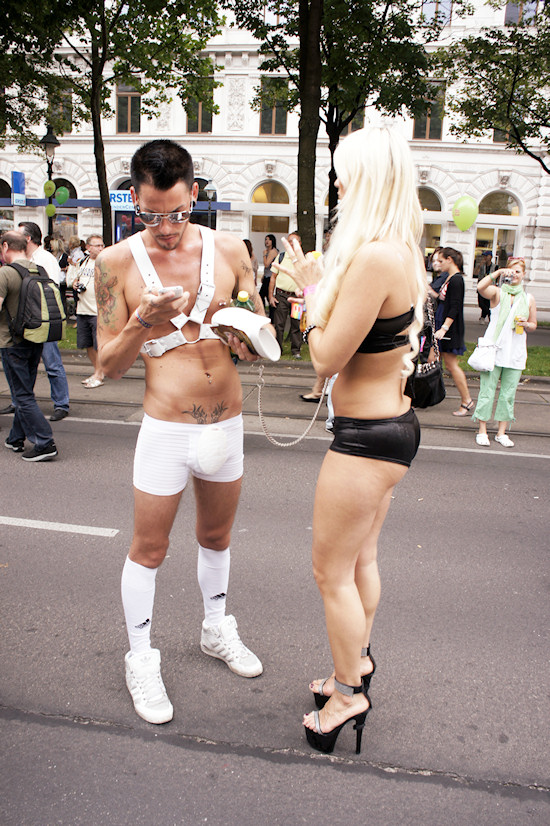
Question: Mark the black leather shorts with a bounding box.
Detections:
[329,408,420,467]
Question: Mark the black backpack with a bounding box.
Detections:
[5,262,66,343]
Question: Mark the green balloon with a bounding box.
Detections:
[452,195,478,232]
[43,180,56,198]
[55,186,70,205]
[45,203,57,218]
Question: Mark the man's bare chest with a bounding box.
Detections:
[124,251,237,323]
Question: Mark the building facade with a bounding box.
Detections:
[1,3,549,307]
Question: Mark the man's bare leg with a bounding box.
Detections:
[194,477,263,677]
[122,488,182,724]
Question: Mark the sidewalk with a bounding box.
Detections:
[1,337,549,437]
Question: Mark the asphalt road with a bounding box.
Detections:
[1,410,549,825]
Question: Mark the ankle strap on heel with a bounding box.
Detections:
[334,678,364,697]
[360,646,370,658]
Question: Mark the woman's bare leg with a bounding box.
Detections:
[304,451,407,733]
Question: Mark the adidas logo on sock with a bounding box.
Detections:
[210,593,226,601]
[135,618,151,629]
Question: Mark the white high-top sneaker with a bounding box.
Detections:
[200,614,263,677]
[125,649,173,724]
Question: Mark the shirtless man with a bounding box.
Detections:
[95,140,267,724]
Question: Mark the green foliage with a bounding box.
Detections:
[434,7,550,174]
[0,1,83,149]
[229,0,442,213]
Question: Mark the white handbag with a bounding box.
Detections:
[467,304,516,372]
[467,337,497,372]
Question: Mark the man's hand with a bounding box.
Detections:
[269,295,278,308]
[136,289,190,328]
[226,333,260,362]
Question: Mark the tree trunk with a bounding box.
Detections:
[296,0,323,253]
[326,101,340,218]
[91,82,112,245]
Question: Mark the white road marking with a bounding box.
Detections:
[0,516,118,537]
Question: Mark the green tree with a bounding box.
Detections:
[230,0,438,248]
[2,0,223,242]
[435,7,550,174]
[0,1,80,149]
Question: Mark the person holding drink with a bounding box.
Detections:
[473,257,537,448]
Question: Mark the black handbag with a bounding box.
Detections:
[407,299,446,408]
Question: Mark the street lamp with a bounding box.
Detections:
[204,179,216,229]
[39,125,60,237]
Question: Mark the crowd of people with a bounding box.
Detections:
[0,129,541,756]
[0,227,107,460]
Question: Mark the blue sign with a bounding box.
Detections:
[109,190,134,211]
[11,171,26,206]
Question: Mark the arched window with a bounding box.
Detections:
[53,178,77,199]
[117,178,132,190]
[251,181,289,205]
[418,187,442,211]
[0,179,11,198]
[479,192,520,217]
[474,192,520,273]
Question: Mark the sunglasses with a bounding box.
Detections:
[135,203,193,227]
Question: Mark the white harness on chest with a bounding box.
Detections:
[128,225,218,358]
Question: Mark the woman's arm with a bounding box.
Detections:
[264,248,278,269]
[516,295,537,332]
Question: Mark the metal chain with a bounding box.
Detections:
[255,364,330,447]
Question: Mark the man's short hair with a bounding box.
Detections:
[2,230,28,253]
[440,247,464,271]
[86,234,103,245]
[18,221,42,245]
[131,140,194,192]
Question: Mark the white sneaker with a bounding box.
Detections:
[200,614,263,678]
[125,649,173,724]
[495,434,514,448]
[475,433,490,447]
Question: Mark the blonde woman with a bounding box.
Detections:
[473,257,537,448]
[278,126,426,754]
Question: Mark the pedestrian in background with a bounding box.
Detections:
[473,257,537,448]
[434,247,473,416]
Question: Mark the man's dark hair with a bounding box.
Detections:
[18,221,42,245]
[2,230,28,252]
[131,140,194,192]
[441,247,464,271]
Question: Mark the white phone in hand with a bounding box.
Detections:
[158,286,184,297]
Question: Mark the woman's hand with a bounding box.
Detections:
[273,235,322,291]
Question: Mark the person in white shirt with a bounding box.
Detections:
[72,235,105,388]
[18,222,70,421]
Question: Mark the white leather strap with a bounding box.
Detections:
[128,226,217,356]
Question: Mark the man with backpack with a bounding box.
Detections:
[18,222,70,421]
[0,231,58,461]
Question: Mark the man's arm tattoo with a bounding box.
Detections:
[95,260,119,329]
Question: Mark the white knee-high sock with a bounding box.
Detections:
[121,556,158,655]
[197,545,230,626]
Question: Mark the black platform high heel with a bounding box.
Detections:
[313,645,376,710]
[305,680,372,755]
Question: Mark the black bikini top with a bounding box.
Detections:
[357,306,415,354]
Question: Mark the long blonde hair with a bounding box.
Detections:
[313,126,426,376]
